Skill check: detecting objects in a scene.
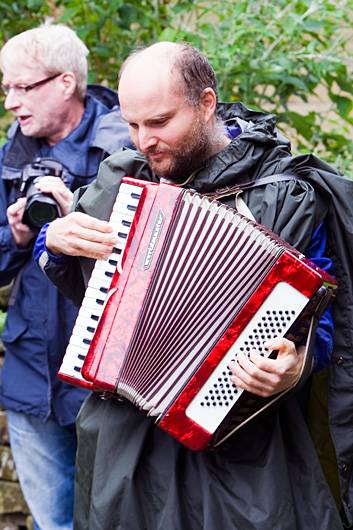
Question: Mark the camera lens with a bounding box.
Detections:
[22,184,61,229]
[25,197,60,228]
[19,160,64,230]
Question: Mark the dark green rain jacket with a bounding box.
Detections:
[41,103,353,529]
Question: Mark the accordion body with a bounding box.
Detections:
[59,177,336,450]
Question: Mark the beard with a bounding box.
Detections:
[145,114,213,183]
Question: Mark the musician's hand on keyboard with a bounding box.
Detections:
[46,212,118,259]
[35,176,73,216]
[7,198,36,247]
[228,338,305,397]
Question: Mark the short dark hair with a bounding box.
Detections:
[172,43,218,106]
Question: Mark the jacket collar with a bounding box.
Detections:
[182,102,291,193]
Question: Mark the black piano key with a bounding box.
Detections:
[99,287,108,294]
[87,327,95,333]
[108,259,118,266]
[83,338,92,345]
[78,354,86,361]
[118,231,128,239]
[131,192,141,200]
[122,220,131,227]
[91,314,99,321]
[105,271,114,278]
[127,204,137,211]
[112,247,122,254]
[96,299,104,305]
[74,366,81,372]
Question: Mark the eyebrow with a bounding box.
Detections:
[121,112,173,125]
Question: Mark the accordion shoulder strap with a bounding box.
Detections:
[204,173,297,201]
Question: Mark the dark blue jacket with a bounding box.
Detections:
[0,85,131,425]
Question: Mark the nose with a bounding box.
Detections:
[137,127,158,153]
[4,89,21,111]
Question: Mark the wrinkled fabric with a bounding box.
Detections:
[74,394,341,530]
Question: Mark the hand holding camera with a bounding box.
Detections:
[7,157,74,246]
[34,176,73,217]
[16,157,73,230]
[7,198,34,247]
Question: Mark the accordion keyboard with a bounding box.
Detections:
[59,182,143,386]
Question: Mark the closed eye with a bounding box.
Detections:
[148,118,169,127]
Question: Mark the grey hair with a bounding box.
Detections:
[0,24,89,100]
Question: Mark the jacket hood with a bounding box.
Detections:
[87,84,119,109]
[185,102,292,193]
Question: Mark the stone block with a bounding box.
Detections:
[0,447,18,482]
[0,481,29,515]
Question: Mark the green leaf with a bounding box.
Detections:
[330,94,353,120]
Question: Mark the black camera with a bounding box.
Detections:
[18,157,65,230]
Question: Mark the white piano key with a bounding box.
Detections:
[88,275,111,290]
[112,200,139,215]
[109,212,133,227]
[89,267,116,283]
[76,305,101,323]
[81,296,107,311]
[65,343,89,360]
[71,322,95,341]
[119,182,142,194]
[60,363,87,380]
[84,286,106,303]
[94,260,117,274]
[60,357,84,374]
[69,333,92,349]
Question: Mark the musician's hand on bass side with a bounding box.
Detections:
[45,212,118,260]
[228,338,305,397]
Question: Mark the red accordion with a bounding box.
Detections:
[59,177,336,450]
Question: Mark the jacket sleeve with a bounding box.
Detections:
[304,222,334,371]
[0,146,32,286]
[33,222,86,306]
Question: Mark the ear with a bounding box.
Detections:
[200,87,217,123]
[60,71,78,99]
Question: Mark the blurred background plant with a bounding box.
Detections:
[0,0,352,175]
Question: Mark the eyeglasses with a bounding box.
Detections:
[1,73,62,97]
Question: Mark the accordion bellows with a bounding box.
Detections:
[59,178,336,450]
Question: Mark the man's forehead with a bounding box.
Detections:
[119,61,181,118]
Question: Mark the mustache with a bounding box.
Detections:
[146,147,169,155]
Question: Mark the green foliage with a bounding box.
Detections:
[0,310,6,334]
[0,0,352,174]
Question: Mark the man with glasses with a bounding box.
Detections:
[0,24,130,530]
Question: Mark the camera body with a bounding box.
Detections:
[18,157,65,230]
